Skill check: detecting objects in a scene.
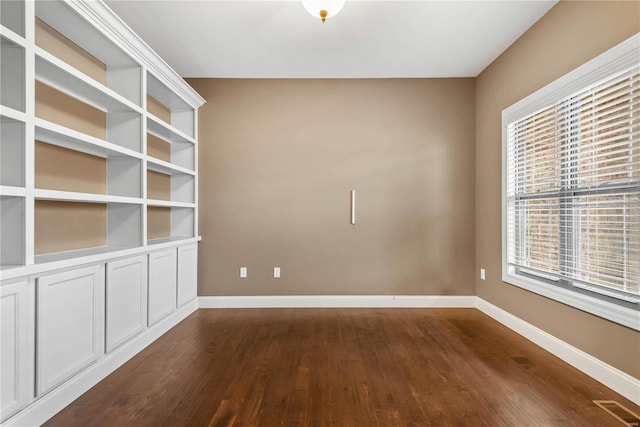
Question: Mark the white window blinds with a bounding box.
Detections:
[506,65,640,301]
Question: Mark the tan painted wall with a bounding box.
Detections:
[475,1,640,378]
[35,201,106,255]
[35,80,106,140]
[147,133,171,162]
[147,206,170,240]
[147,95,171,123]
[147,169,171,201]
[35,141,106,194]
[189,78,476,297]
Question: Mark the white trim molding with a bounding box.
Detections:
[476,298,640,406]
[67,1,205,109]
[198,295,477,309]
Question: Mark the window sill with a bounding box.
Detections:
[502,269,640,331]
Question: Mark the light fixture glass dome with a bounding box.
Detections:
[301,0,346,23]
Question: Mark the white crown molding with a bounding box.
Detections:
[198,295,477,308]
[66,1,205,109]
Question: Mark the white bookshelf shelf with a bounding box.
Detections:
[146,199,196,209]
[147,236,194,246]
[147,115,196,145]
[35,48,142,114]
[0,24,26,48]
[35,118,144,161]
[0,105,27,122]
[34,245,138,265]
[1,236,202,282]
[34,189,143,205]
[0,186,26,197]
[147,157,195,176]
[0,263,23,272]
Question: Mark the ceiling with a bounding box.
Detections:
[105,0,557,79]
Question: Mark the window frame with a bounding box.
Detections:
[501,33,640,331]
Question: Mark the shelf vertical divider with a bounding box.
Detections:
[141,66,148,246]
[23,0,35,266]
[193,108,199,239]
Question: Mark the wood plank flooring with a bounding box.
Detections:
[45,309,639,426]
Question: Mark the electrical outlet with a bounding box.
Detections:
[480,268,486,281]
[274,267,280,278]
[240,267,247,278]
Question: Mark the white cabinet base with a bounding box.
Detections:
[36,265,105,396]
[106,255,148,352]
[148,249,177,326]
[177,244,197,307]
[1,278,33,422]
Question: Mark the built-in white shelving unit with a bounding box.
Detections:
[0,1,204,424]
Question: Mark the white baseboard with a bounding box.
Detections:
[475,298,640,406]
[198,295,477,308]
[4,299,198,427]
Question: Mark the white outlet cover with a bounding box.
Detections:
[480,268,486,280]
[240,267,247,278]
[274,267,280,278]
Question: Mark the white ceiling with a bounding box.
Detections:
[105,0,557,78]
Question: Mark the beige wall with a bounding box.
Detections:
[475,1,640,378]
[35,141,106,194]
[147,206,170,240]
[35,81,106,140]
[189,78,476,297]
[35,201,106,255]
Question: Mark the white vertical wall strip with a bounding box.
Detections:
[141,68,148,246]
[351,189,356,225]
[193,108,199,238]
[23,0,35,266]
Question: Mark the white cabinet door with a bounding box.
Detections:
[148,249,176,326]
[1,279,31,422]
[106,255,147,353]
[37,265,105,396]
[177,244,197,308]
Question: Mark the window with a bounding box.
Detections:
[502,34,640,330]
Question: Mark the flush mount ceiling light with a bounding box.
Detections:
[301,0,346,23]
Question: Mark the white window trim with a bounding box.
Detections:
[501,33,640,331]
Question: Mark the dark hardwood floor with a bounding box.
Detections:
[45,309,639,426]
